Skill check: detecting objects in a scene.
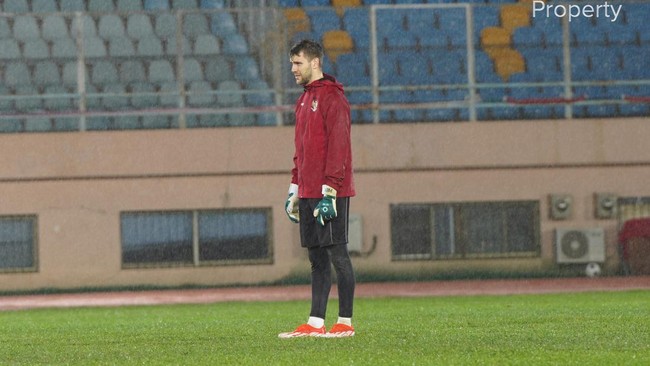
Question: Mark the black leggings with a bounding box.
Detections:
[308,243,356,319]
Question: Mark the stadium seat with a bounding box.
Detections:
[187,80,214,107]
[200,0,225,9]
[193,34,220,55]
[127,14,155,40]
[183,13,209,38]
[0,39,22,60]
[217,80,243,107]
[342,7,369,48]
[173,0,198,9]
[112,116,141,130]
[183,58,204,83]
[33,61,61,87]
[24,118,53,132]
[51,37,78,59]
[12,15,40,41]
[204,57,232,83]
[109,38,136,57]
[211,11,238,36]
[158,81,180,107]
[86,42,113,68]
[43,85,74,111]
[3,0,29,13]
[221,34,248,54]
[336,52,369,87]
[306,8,342,41]
[148,60,176,84]
[98,14,127,40]
[101,83,130,110]
[0,86,12,112]
[136,35,164,56]
[23,39,49,59]
[119,60,147,84]
[117,0,144,11]
[142,115,173,129]
[60,0,85,12]
[500,4,530,31]
[72,15,98,37]
[130,82,158,109]
[62,61,84,87]
[91,60,119,86]
[14,85,42,112]
[0,119,23,133]
[234,56,260,82]
[323,30,354,62]
[0,18,10,39]
[42,15,70,41]
[154,13,177,40]
[145,0,170,11]
[89,0,115,12]
[4,62,31,87]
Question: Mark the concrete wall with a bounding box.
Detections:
[1,117,648,291]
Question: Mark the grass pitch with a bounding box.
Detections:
[0,290,648,365]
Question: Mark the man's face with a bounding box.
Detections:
[290,51,316,86]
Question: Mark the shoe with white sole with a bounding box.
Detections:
[325,323,355,338]
[278,324,326,338]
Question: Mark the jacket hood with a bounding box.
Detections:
[304,73,344,93]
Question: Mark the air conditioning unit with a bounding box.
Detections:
[555,228,605,263]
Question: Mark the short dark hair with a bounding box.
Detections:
[289,39,323,61]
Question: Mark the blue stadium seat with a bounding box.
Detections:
[336,53,370,87]
[234,56,260,82]
[306,8,342,41]
[145,0,170,11]
[25,118,53,133]
[193,34,220,55]
[173,0,198,9]
[217,80,243,107]
[183,13,209,38]
[343,7,369,48]
[210,12,237,35]
[200,0,224,9]
[221,34,248,54]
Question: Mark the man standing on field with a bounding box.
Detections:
[279,40,356,339]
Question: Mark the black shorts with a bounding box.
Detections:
[299,197,350,248]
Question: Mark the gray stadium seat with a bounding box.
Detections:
[109,38,136,57]
[204,57,231,83]
[126,14,154,40]
[62,62,82,87]
[33,61,61,86]
[118,0,144,11]
[221,34,248,55]
[187,81,214,107]
[98,14,126,40]
[23,39,49,59]
[91,60,119,86]
[148,60,176,83]
[72,15,98,37]
[166,36,192,56]
[53,117,79,132]
[113,116,141,130]
[43,85,74,111]
[173,0,198,9]
[155,13,177,40]
[101,83,129,110]
[0,119,23,133]
[136,35,164,56]
[89,0,115,12]
[60,0,85,12]
[183,58,203,83]
[158,81,180,107]
[83,36,108,58]
[119,60,147,84]
[130,82,158,108]
[183,13,209,38]
[14,85,42,112]
[31,0,58,13]
[84,84,102,110]
[12,15,40,41]
[51,37,78,59]
[0,39,22,59]
[3,0,29,13]
[141,115,172,129]
[0,18,11,39]
[4,62,31,87]
[193,34,220,55]
[210,11,237,36]
[42,15,70,41]
[25,118,53,132]
[217,80,243,107]
[0,86,12,112]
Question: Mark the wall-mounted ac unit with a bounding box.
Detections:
[555,228,605,263]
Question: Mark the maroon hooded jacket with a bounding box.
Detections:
[291,74,355,199]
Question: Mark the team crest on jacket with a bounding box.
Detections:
[311,99,318,112]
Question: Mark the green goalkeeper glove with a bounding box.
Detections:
[285,183,299,223]
[313,185,337,226]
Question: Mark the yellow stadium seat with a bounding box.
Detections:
[322,30,354,62]
[500,4,531,31]
[332,0,361,16]
[491,48,525,81]
[284,7,310,36]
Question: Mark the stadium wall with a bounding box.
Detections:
[1,117,649,291]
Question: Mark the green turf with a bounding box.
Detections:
[1,291,648,365]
